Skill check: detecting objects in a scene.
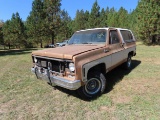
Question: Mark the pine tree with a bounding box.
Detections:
[84,10,90,28]
[26,0,46,48]
[73,10,88,31]
[117,7,129,28]
[3,13,25,48]
[128,9,139,39]
[2,20,12,49]
[88,0,100,28]
[43,0,61,44]
[137,0,160,43]
[99,8,108,27]
[107,7,118,27]
[58,9,72,41]
[11,12,25,48]
[0,20,4,46]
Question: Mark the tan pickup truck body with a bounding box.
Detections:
[31,27,136,99]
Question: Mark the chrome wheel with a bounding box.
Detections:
[77,72,106,99]
[85,78,101,95]
[127,57,131,68]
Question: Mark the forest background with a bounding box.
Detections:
[0,0,160,49]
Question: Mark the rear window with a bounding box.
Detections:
[120,30,134,43]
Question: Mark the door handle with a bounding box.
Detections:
[104,49,109,53]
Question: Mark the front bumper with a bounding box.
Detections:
[31,67,81,90]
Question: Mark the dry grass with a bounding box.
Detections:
[0,43,160,120]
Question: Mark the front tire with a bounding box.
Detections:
[77,71,106,99]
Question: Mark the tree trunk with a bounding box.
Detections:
[40,40,43,48]
[158,35,160,44]
[8,43,10,49]
[51,32,54,44]
[152,35,156,44]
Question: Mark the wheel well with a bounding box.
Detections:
[87,63,106,77]
[128,51,134,56]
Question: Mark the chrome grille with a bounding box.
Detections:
[51,61,61,72]
[36,59,47,68]
[36,58,65,73]
[41,60,47,67]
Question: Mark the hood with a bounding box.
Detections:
[32,44,105,59]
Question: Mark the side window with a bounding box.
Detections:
[120,30,134,42]
[109,30,120,44]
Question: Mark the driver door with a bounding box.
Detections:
[109,29,125,66]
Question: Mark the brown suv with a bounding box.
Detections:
[31,27,136,99]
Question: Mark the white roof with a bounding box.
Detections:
[77,27,130,32]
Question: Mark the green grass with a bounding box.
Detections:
[0,43,160,120]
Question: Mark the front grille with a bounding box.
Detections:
[36,58,65,73]
[36,59,47,68]
[41,60,47,67]
[51,60,61,72]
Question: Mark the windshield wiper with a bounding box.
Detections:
[68,43,74,45]
[81,42,92,44]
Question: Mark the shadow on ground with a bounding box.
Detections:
[52,60,141,100]
[104,60,141,93]
[0,49,38,56]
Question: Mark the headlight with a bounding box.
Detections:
[69,63,75,72]
[34,57,37,63]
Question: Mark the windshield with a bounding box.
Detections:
[68,29,107,45]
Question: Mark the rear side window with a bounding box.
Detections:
[120,30,134,43]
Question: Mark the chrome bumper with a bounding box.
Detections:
[31,67,81,90]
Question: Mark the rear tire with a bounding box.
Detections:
[124,55,132,70]
[77,71,106,100]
